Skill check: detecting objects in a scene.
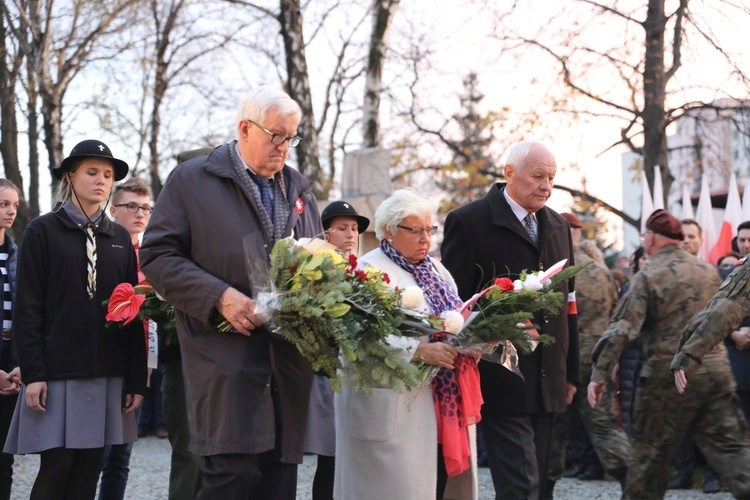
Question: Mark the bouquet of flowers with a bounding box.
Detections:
[398,259,591,375]
[105,282,177,344]
[232,237,422,393]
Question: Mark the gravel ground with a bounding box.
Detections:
[9,437,735,499]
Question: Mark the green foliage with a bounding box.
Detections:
[247,239,422,394]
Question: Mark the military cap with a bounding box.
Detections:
[561,212,583,228]
[647,209,684,240]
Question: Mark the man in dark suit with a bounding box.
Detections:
[441,140,579,500]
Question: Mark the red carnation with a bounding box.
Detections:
[355,269,369,281]
[494,277,515,292]
[106,283,147,325]
[348,254,358,268]
[383,273,391,284]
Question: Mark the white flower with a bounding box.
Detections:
[401,286,425,310]
[513,279,523,292]
[442,310,465,334]
[522,274,544,291]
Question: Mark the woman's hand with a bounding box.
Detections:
[25,381,47,413]
[123,394,143,414]
[414,342,458,369]
[0,367,21,396]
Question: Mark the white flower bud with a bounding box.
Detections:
[401,286,425,310]
[442,310,465,334]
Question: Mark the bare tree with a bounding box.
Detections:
[142,0,239,198]
[0,9,30,234]
[490,0,750,208]
[362,0,399,148]
[3,0,141,194]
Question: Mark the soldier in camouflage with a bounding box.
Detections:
[588,209,747,500]
[571,237,630,481]
[670,256,750,499]
[548,215,628,494]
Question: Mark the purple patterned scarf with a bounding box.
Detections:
[379,239,462,314]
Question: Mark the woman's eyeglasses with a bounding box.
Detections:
[397,225,438,237]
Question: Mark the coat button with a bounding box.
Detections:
[541,370,546,377]
[539,262,544,270]
[543,316,550,324]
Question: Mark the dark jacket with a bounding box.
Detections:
[140,142,323,462]
[13,209,146,393]
[441,183,580,415]
[0,234,18,368]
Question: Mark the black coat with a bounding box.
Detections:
[13,209,146,393]
[441,183,580,415]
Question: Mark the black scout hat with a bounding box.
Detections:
[53,140,130,181]
[321,201,370,233]
[646,209,684,240]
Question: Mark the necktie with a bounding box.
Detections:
[523,213,537,242]
[257,177,274,219]
[85,223,97,299]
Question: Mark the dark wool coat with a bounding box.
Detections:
[13,210,146,393]
[140,142,323,462]
[441,183,580,415]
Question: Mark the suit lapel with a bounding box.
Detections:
[487,184,539,248]
[536,207,562,250]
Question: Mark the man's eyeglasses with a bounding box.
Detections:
[397,224,438,237]
[114,203,153,215]
[247,119,301,148]
[639,230,652,242]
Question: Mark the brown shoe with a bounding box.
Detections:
[156,427,169,439]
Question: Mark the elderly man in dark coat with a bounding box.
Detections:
[441,140,580,500]
[140,86,323,499]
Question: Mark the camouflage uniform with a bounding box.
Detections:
[549,251,630,482]
[591,244,749,500]
[669,260,750,499]
[573,250,630,474]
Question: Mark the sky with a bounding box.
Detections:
[20,0,750,253]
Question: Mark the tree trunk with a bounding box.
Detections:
[362,0,400,148]
[0,13,30,235]
[149,50,169,199]
[642,0,672,207]
[26,66,41,219]
[278,0,325,198]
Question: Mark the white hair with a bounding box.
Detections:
[374,188,436,241]
[236,86,302,127]
[505,140,553,171]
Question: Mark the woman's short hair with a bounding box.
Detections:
[374,188,435,241]
[236,86,302,126]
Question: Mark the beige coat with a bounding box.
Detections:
[334,248,477,500]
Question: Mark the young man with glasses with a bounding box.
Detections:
[97,177,154,500]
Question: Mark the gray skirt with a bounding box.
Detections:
[304,374,336,456]
[4,377,138,454]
